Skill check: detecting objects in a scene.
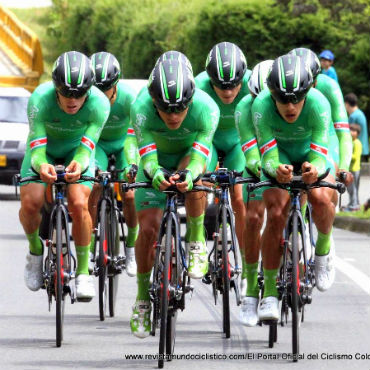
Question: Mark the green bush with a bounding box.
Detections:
[46,0,370,115]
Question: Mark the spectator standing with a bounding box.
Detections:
[343,123,362,212]
[319,50,338,83]
[344,93,369,161]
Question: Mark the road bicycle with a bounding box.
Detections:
[122,174,210,368]
[17,165,94,347]
[248,168,345,361]
[201,168,256,338]
[90,168,129,321]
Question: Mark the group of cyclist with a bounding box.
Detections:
[19,41,352,340]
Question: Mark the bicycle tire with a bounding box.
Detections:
[108,207,120,317]
[98,199,108,321]
[166,214,181,358]
[291,211,301,362]
[268,322,278,348]
[221,206,230,338]
[55,207,64,347]
[158,215,172,369]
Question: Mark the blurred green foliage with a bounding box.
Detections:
[19,0,370,115]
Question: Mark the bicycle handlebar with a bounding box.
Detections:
[248,168,346,194]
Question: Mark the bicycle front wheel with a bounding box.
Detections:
[291,211,302,361]
[158,215,172,369]
[221,206,230,339]
[55,207,65,347]
[98,199,109,321]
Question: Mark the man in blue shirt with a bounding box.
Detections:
[344,93,369,161]
[319,50,338,83]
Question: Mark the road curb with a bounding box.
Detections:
[334,215,370,235]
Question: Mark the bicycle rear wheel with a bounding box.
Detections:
[98,199,109,321]
[221,206,230,338]
[158,215,172,368]
[108,206,120,317]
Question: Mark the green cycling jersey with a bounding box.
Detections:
[235,94,261,176]
[315,74,352,170]
[26,81,110,172]
[252,88,332,177]
[131,87,219,181]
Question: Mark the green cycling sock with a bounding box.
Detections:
[301,201,308,222]
[188,213,205,243]
[89,233,95,253]
[315,229,332,256]
[76,245,90,276]
[263,268,279,298]
[136,271,151,301]
[126,225,139,248]
[246,262,259,298]
[27,229,43,256]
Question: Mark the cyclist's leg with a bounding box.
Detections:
[116,147,139,276]
[178,154,208,279]
[258,185,290,321]
[19,151,47,291]
[240,184,265,326]
[224,142,247,256]
[88,144,107,252]
[307,171,336,291]
[131,164,165,338]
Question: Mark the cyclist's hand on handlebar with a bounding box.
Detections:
[276,164,293,183]
[301,162,318,184]
[337,169,353,186]
[39,163,57,184]
[152,168,171,191]
[123,164,138,183]
[65,160,82,183]
[170,170,193,193]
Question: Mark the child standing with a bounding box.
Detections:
[344,123,362,211]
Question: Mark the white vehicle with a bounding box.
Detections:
[0,87,30,185]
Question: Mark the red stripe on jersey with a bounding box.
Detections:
[81,136,95,151]
[127,128,135,136]
[241,138,257,153]
[139,143,157,157]
[30,137,47,150]
[192,141,210,157]
[310,143,328,156]
[260,139,277,155]
[334,122,349,130]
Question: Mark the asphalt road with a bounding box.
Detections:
[0,185,369,370]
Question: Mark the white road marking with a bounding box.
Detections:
[335,256,370,295]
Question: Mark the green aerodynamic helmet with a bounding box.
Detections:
[289,47,321,80]
[52,51,95,98]
[91,51,121,91]
[148,59,195,113]
[267,54,313,104]
[248,59,274,96]
[206,42,247,89]
[156,50,193,74]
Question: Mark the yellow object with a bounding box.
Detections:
[350,138,362,172]
[0,5,44,91]
[0,154,7,167]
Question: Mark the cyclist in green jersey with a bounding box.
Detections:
[235,59,273,326]
[290,48,353,184]
[252,54,337,320]
[88,52,139,277]
[195,42,251,274]
[20,51,110,300]
[130,58,219,338]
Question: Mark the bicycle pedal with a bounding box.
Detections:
[202,273,212,285]
[185,284,194,293]
[76,297,93,303]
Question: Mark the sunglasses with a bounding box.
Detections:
[57,88,87,99]
[154,102,189,114]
